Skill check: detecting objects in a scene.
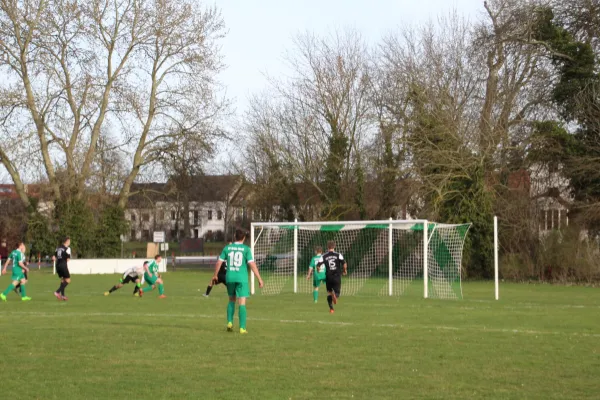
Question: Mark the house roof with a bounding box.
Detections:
[127,175,243,207]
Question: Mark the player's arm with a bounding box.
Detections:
[19,259,28,273]
[144,263,152,278]
[343,261,348,275]
[306,266,313,280]
[2,257,10,274]
[248,261,264,288]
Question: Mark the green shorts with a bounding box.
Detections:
[144,274,157,286]
[227,281,249,298]
[11,271,25,282]
[313,278,326,288]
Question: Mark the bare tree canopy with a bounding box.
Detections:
[0,0,227,209]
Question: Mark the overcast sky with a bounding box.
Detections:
[218,0,481,116]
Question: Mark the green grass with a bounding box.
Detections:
[1,272,600,399]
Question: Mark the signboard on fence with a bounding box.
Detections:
[180,238,204,253]
[153,231,165,243]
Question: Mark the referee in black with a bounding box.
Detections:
[53,237,71,301]
[318,240,348,314]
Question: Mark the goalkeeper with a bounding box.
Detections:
[104,263,146,297]
[305,246,325,303]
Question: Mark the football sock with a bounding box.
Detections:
[327,295,333,310]
[19,284,26,297]
[133,285,139,294]
[2,283,15,296]
[239,305,247,330]
[109,285,118,293]
[61,282,69,296]
[205,285,213,296]
[144,285,154,292]
[158,283,164,295]
[313,290,318,302]
[227,301,235,323]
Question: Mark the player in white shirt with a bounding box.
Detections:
[104,262,146,297]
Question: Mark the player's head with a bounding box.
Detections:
[63,236,71,247]
[234,229,246,242]
[327,240,335,250]
[154,254,162,262]
[16,241,25,251]
[143,261,149,266]
[315,245,323,255]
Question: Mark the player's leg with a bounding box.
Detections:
[54,268,65,299]
[61,276,71,300]
[225,282,237,331]
[325,279,336,313]
[155,277,165,297]
[312,279,320,303]
[143,274,156,293]
[236,281,250,333]
[0,279,19,301]
[19,277,31,301]
[105,278,125,296]
[204,278,215,296]
[132,277,142,296]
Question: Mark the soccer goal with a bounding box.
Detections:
[250,220,471,299]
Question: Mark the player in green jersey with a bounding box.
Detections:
[306,246,325,303]
[0,242,31,302]
[143,255,166,298]
[213,229,264,334]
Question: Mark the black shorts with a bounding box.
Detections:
[56,264,70,279]
[121,275,139,284]
[216,274,227,285]
[326,277,341,297]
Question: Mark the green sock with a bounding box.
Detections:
[145,285,154,292]
[2,283,15,296]
[227,301,235,323]
[158,283,164,295]
[313,290,318,302]
[136,282,141,288]
[239,305,247,330]
[20,284,26,297]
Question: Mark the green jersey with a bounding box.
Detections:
[309,255,325,280]
[9,249,24,273]
[146,260,159,276]
[219,243,254,283]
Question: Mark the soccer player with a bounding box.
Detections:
[104,263,146,297]
[203,259,226,297]
[203,242,231,297]
[53,237,71,301]
[317,240,347,314]
[0,242,32,302]
[143,255,166,298]
[213,229,264,334]
[2,250,28,294]
[306,246,325,303]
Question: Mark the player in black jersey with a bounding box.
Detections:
[53,237,71,301]
[317,240,347,314]
[203,260,227,296]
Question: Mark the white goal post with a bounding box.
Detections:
[250,219,471,299]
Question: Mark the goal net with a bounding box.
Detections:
[251,220,471,299]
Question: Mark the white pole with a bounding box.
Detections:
[293,218,298,294]
[250,223,255,295]
[423,220,429,299]
[494,216,499,301]
[53,258,56,275]
[388,217,393,296]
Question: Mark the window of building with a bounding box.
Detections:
[130,229,136,240]
[208,210,213,220]
[171,211,176,220]
[142,230,150,240]
[179,230,185,239]
[131,213,136,222]
[142,213,150,222]
[217,210,223,220]
[193,210,199,225]
[157,211,164,222]
[170,229,177,240]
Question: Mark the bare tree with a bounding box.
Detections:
[0,0,226,210]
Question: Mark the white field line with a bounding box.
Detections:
[1,310,599,338]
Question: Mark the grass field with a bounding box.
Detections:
[1,271,599,399]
